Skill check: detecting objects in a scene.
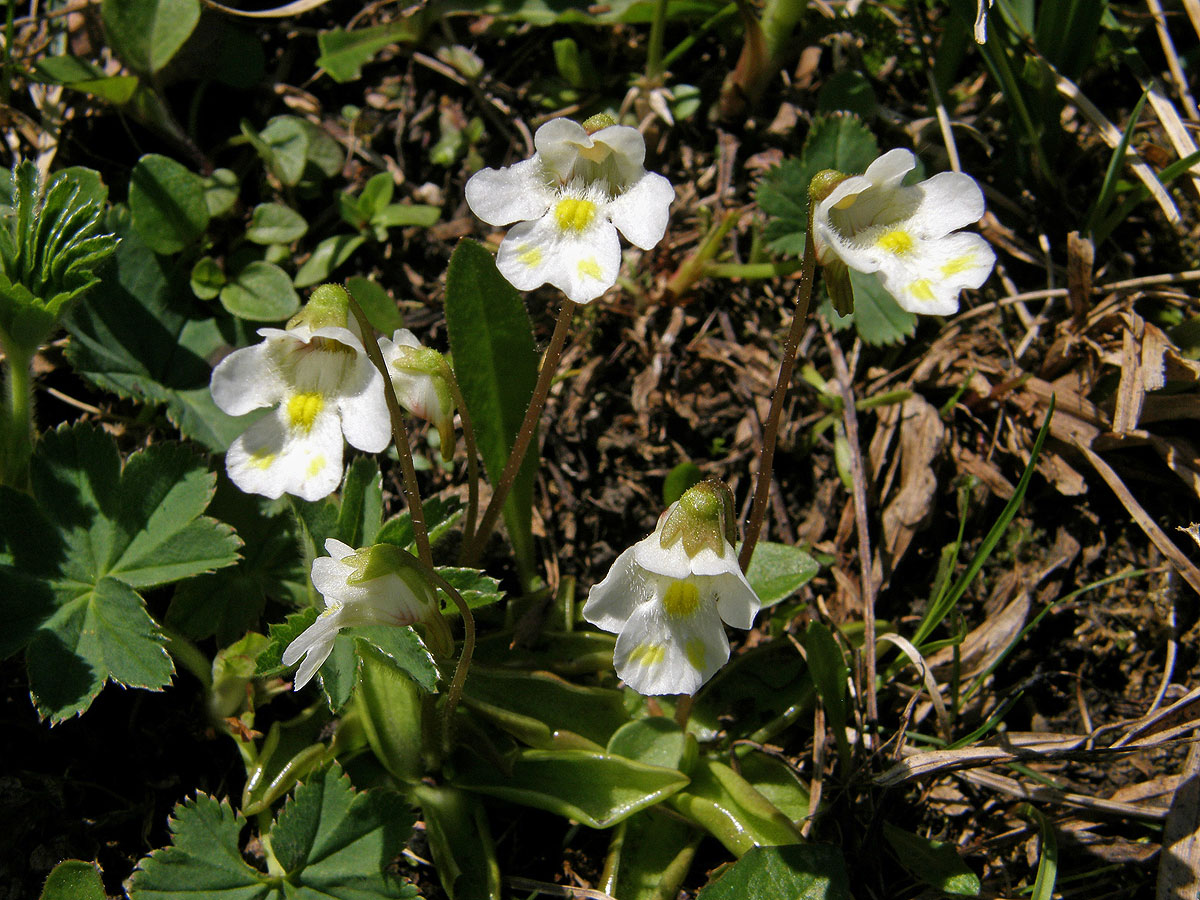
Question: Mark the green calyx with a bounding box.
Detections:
[391,344,447,377]
[289,283,351,331]
[345,544,434,603]
[809,169,848,203]
[582,113,617,135]
[659,479,738,558]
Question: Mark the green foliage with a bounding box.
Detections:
[695,844,852,899]
[883,823,981,896]
[669,758,803,856]
[128,763,419,899]
[317,21,428,83]
[39,860,106,900]
[0,424,240,722]
[294,234,366,288]
[462,668,628,750]
[339,172,440,241]
[247,203,308,245]
[101,0,200,74]
[242,116,343,189]
[34,54,139,104]
[219,260,300,321]
[802,621,850,767]
[744,540,820,608]
[412,783,501,900]
[452,747,690,828]
[607,811,699,900]
[445,240,539,587]
[346,276,404,336]
[128,154,210,255]
[63,208,260,452]
[0,161,117,353]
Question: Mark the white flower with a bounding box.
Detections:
[813,148,995,316]
[583,486,761,696]
[465,116,675,304]
[282,539,437,690]
[211,292,390,501]
[378,329,456,454]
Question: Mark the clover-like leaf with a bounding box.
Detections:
[128,763,420,899]
[0,424,241,722]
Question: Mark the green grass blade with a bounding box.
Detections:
[912,396,1055,649]
[1085,89,1148,239]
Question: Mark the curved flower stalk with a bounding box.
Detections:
[378,329,456,454]
[210,286,390,501]
[465,115,675,303]
[583,481,761,696]
[812,148,995,316]
[283,540,438,690]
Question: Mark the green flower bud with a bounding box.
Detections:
[809,169,848,204]
[659,478,738,558]
[289,283,351,331]
[582,112,617,134]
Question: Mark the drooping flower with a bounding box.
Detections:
[811,148,995,316]
[583,481,761,696]
[210,285,391,501]
[378,329,456,454]
[465,114,675,304]
[282,540,438,690]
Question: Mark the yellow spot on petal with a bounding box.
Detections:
[941,255,975,276]
[553,197,597,232]
[685,638,707,671]
[307,455,326,478]
[661,580,700,620]
[517,244,543,268]
[249,447,276,470]
[628,643,666,667]
[286,392,324,433]
[877,230,915,255]
[577,257,603,280]
[908,279,935,303]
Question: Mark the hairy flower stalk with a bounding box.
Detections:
[584,481,761,696]
[210,285,390,501]
[465,115,674,303]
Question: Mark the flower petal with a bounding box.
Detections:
[589,124,649,187]
[905,171,986,238]
[605,172,674,250]
[311,554,355,602]
[632,532,694,580]
[225,404,345,501]
[210,341,285,416]
[534,118,590,180]
[337,358,391,453]
[711,569,762,630]
[583,546,650,633]
[613,597,729,696]
[465,157,554,226]
[495,214,621,304]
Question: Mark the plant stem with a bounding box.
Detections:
[703,260,803,280]
[645,0,670,82]
[418,564,477,754]
[0,0,15,106]
[160,623,213,692]
[1,342,34,489]
[444,366,481,561]
[347,297,432,569]
[738,221,817,572]
[461,299,576,568]
[664,210,739,300]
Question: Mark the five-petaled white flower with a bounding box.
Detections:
[812,148,995,316]
[211,286,390,501]
[465,115,675,304]
[378,329,456,455]
[283,539,437,690]
[583,482,761,696]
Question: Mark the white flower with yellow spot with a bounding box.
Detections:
[465,115,675,304]
[813,148,995,316]
[583,481,761,696]
[211,285,390,501]
[282,540,437,690]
